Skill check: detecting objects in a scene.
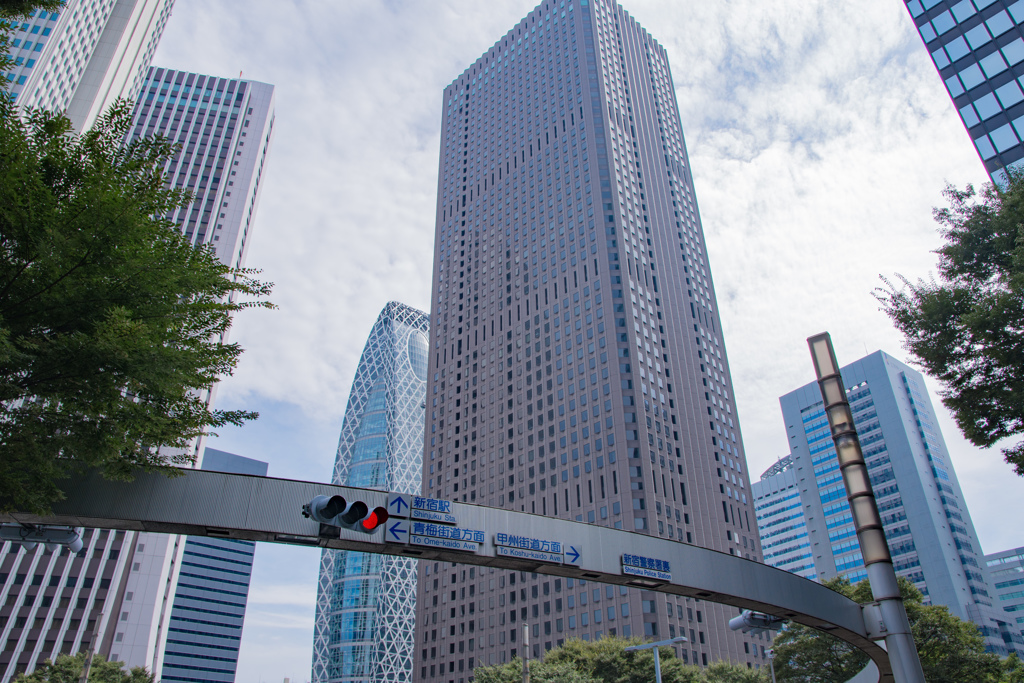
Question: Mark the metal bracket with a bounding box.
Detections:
[862,602,888,640]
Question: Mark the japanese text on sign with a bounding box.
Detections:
[413,497,452,513]
[412,522,484,543]
[495,533,562,554]
[622,554,671,574]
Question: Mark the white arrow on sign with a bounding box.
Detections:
[387,493,411,518]
[386,519,410,544]
[564,545,582,565]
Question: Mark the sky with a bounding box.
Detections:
[150,1,1024,681]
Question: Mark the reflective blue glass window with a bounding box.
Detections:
[959,63,986,89]
[961,103,982,127]
[933,10,956,34]
[975,0,999,9]
[907,0,924,17]
[1012,115,1024,140]
[922,0,944,8]
[946,35,971,61]
[966,23,993,49]
[990,123,1019,151]
[986,10,1014,37]
[974,92,1001,118]
[958,62,983,89]
[1010,0,1024,23]
[976,133,998,159]
[952,0,977,21]
[996,80,1024,107]
[981,50,1009,76]
[1004,38,1024,65]
[921,22,938,43]
[946,74,966,96]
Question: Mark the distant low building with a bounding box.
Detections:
[752,457,815,580]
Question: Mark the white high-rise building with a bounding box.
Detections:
[3,0,174,131]
[0,69,275,682]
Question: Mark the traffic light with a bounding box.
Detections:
[302,495,389,532]
[728,610,785,637]
[0,524,84,553]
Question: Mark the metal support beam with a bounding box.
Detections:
[2,469,895,681]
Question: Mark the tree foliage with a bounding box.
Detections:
[0,95,273,513]
[13,653,153,683]
[773,576,1007,683]
[877,172,1024,475]
[473,636,768,683]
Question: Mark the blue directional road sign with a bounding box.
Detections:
[386,519,410,543]
[564,545,582,566]
[387,493,411,518]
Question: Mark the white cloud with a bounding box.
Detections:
[152,0,1024,679]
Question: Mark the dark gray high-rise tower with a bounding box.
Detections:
[415,1,764,680]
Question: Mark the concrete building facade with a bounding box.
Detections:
[4,0,175,131]
[312,302,430,683]
[779,349,1021,656]
[414,1,765,680]
[987,547,1024,654]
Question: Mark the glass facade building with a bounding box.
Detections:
[415,0,767,679]
[161,449,268,683]
[312,302,430,683]
[987,547,1024,653]
[779,350,1022,656]
[751,457,815,580]
[905,0,1024,181]
[3,0,176,131]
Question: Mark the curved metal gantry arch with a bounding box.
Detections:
[3,470,893,681]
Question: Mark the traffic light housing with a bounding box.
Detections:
[728,610,785,637]
[302,495,388,533]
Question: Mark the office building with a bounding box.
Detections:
[415,1,764,679]
[779,349,1020,656]
[904,0,1024,182]
[987,547,1024,656]
[751,457,815,580]
[3,0,175,131]
[0,69,276,682]
[161,449,268,683]
[312,302,430,683]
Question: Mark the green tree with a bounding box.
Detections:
[13,653,153,683]
[773,576,1004,683]
[877,172,1024,476]
[0,95,273,513]
[473,636,766,683]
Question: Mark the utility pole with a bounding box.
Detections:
[78,613,104,683]
[807,333,926,683]
[521,623,530,683]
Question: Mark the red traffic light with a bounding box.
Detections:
[361,506,389,531]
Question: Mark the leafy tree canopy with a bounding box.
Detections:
[13,653,152,683]
[473,636,768,683]
[773,576,1007,683]
[0,96,273,513]
[877,171,1024,475]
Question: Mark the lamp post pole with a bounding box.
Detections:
[765,648,777,683]
[807,333,926,683]
[624,636,688,683]
[522,624,530,683]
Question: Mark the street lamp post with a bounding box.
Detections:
[624,636,688,683]
[807,333,926,683]
[765,648,777,683]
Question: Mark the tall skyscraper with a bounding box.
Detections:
[416,0,764,679]
[904,0,1024,182]
[751,456,815,580]
[0,69,276,682]
[3,0,175,131]
[986,547,1024,654]
[778,349,1020,656]
[160,449,268,683]
[312,302,430,683]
